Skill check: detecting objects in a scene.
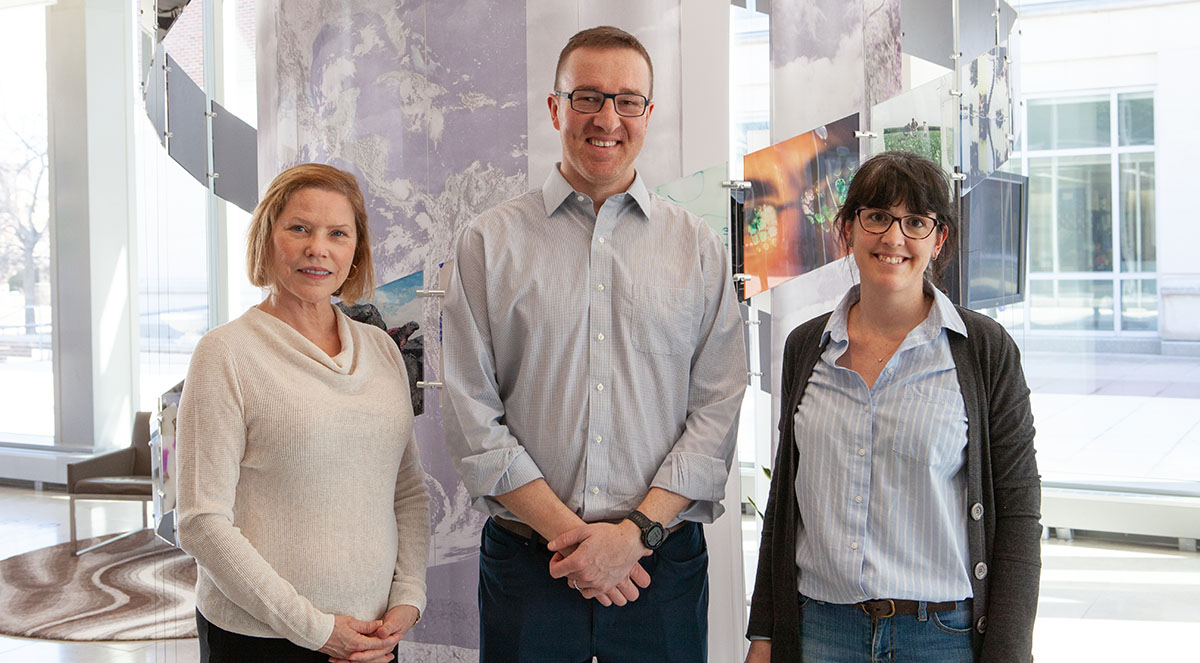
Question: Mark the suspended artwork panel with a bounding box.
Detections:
[742,112,860,298]
[960,44,1013,195]
[654,162,732,252]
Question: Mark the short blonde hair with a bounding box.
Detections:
[246,163,375,303]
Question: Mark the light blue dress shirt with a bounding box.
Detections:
[442,167,747,526]
[793,284,974,604]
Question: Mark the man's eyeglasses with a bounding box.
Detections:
[855,208,941,240]
[554,89,649,117]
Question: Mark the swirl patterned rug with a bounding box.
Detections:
[0,529,197,640]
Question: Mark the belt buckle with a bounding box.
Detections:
[860,599,896,619]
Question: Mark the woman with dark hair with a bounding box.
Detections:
[745,151,1040,662]
[177,163,429,663]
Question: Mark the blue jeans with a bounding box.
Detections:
[798,594,976,663]
[478,518,708,663]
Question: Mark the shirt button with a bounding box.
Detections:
[596,283,605,292]
[858,448,866,457]
[576,195,585,202]
[862,405,869,412]
[598,237,606,244]
[595,435,603,443]
[971,503,984,521]
[974,562,988,579]
[591,486,600,495]
[596,332,605,341]
[596,383,604,392]
[855,495,863,504]
[850,541,859,550]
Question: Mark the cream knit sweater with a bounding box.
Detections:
[176,306,429,650]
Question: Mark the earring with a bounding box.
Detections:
[348,263,358,277]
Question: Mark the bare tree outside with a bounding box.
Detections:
[0,118,50,335]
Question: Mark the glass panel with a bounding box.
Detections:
[224,200,264,320]
[0,4,54,443]
[1028,155,1112,274]
[1027,96,1110,151]
[1121,279,1157,331]
[1119,152,1155,272]
[162,0,206,84]
[1118,91,1154,146]
[217,0,257,127]
[1029,279,1114,331]
[730,5,770,179]
[1027,158,1053,272]
[137,128,211,412]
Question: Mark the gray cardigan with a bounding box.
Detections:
[746,306,1041,662]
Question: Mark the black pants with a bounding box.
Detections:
[196,609,331,663]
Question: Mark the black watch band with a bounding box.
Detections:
[626,509,667,551]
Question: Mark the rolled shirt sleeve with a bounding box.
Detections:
[442,223,546,513]
[650,226,746,518]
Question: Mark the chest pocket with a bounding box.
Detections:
[891,384,968,467]
[630,285,698,356]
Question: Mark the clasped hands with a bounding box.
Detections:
[546,520,652,607]
[321,604,419,663]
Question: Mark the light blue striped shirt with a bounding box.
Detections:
[794,284,973,604]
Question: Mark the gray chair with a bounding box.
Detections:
[67,411,154,555]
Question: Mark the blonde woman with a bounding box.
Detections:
[177,164,429,663]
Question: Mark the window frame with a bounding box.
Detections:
[1013,86,1158,337]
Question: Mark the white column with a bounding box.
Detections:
[46,0,138,453]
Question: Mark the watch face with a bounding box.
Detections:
[644,525,666,549]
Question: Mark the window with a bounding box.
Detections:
[137,0,212,411]
[1017,91,1156,334]
[0,4,54,444]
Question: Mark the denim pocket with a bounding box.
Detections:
[931,604,974,635]
[649,525,708,603]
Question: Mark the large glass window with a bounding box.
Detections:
[136,0,212,411]
[217,0,263,320]
[1010,87,1187,503]
[0,4,54,444]
[1027,95,1110,150]
[1017,91,1156,334]
[1119,152,1155,272]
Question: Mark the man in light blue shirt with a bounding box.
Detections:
[443,25,746,663]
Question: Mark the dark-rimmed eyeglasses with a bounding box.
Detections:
[855,208,941,240]
[553,89,649,117]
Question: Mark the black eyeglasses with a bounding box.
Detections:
[855,208,941,240]
[554,89,650,117]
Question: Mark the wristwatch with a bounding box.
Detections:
[625,510,667,551]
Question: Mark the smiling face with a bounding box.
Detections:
[549,46,654,203]
[267,187,358,310]
[848,203,947,299]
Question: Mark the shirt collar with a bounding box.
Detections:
[823,282,968,346]
[541,164,652,218]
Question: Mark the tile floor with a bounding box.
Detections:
[3,483,1199,661]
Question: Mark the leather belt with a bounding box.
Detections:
[493,516,550,545]
[857,598,959,619]
[492,516,687,546]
